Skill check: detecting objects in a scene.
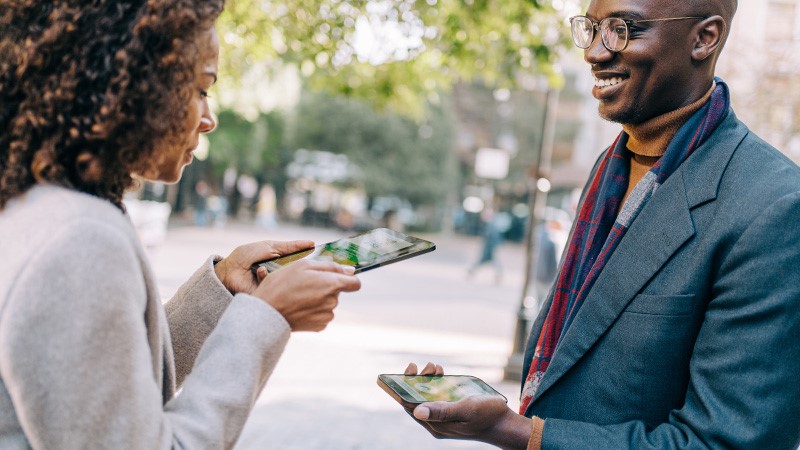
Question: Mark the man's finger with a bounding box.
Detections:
[413,402,456,422]
[420,362,438,375]
[404,362,419,375]
[413,405,431,420]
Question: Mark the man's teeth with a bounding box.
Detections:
[594,77,624,88]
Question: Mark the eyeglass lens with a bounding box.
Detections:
[571,16,629,52]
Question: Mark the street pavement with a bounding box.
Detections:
[147,220,530,449]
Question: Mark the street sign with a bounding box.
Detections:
[475,147,510,180]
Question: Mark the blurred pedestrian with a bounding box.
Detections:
[0,1,361,448]
[400,0,800,448]
[532,219,558,302]
[531,208,571,307]
[208,193,228,228]
[382,208,403,232]
[467,207,504,284]
[255,183,278,229]
[194,180,210,226]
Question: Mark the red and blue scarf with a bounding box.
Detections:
[520,79,730,413]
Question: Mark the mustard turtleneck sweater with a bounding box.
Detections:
[620,82,716,205]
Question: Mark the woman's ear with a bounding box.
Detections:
[76,151,104,183]
[692,15,726,62]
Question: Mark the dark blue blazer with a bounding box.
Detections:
[521,110,800,449]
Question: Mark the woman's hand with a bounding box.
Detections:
[403,362,532,450]
[214,240,314,294]
[251,259,361,332]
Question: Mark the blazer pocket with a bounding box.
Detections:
[624,294,695,316]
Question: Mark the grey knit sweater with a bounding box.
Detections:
[0,185,291,449]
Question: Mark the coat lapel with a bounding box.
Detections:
[530,173,695,402]
[527,110,748,407]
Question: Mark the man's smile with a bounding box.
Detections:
[591,71,629,101]
[594,76,626,89]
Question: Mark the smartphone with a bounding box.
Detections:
[251,228,436,275]
[377,374,507,409]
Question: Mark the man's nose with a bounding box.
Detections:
[584,33,614,64]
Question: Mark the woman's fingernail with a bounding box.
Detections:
[414,406,430,420]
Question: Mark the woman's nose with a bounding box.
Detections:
[199,112,216,134]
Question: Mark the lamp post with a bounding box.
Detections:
[503,86,560,381]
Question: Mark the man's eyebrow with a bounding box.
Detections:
[587,10,646,21]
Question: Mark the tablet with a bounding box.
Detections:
[251,228,436,274]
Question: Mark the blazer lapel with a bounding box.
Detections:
[530,173,694,403]
[527,110,749,408]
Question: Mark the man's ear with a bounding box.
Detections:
[691,15,726,61]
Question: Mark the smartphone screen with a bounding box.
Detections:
[377,374,507,405]
[252,228,435,274]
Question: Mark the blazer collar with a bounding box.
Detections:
[526,109,749,410]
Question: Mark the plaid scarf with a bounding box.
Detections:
[519,79,730,414]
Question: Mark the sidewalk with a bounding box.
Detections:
[236,322,521,450]
[148,220,529,449]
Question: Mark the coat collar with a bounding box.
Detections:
[525,109,749,411]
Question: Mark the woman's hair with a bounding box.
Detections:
[0,0,224,209]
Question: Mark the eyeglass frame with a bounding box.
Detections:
[569,15,705,53]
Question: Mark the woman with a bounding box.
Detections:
[0,1,361,448]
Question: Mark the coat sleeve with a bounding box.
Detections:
[539,191,800,450]
[164,256,235,387]
[0,218,290,450]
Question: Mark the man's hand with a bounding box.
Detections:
[214,240,314,294]
[403,362,532,450]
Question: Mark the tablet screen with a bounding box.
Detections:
[380,374,505,403]
[256,228,434,273]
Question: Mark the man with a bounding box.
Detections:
[401,0,800,448]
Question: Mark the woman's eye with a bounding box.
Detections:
[200,90,210,98]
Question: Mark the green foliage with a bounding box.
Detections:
[203,0,578,219]
[217,0,572,116]
[289,91,456,206]
[206,109,286,178]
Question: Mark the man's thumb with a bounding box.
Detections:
[413,405,431,420]
[413,402,451,422]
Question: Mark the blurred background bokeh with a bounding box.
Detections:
[127,0,800,247]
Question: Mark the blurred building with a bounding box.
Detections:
[554,51,620,192]
[717,0,800,162]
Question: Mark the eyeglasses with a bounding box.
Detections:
[569,15,704,53]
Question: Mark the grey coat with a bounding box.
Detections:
[522,110,800,449]
[0,185,291,449]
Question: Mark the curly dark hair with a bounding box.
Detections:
[0,0,224,209]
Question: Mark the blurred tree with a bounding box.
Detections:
[290,91,456,207]
[204,109,289,215]
[207,110,285,180]
[216,0,572,117]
